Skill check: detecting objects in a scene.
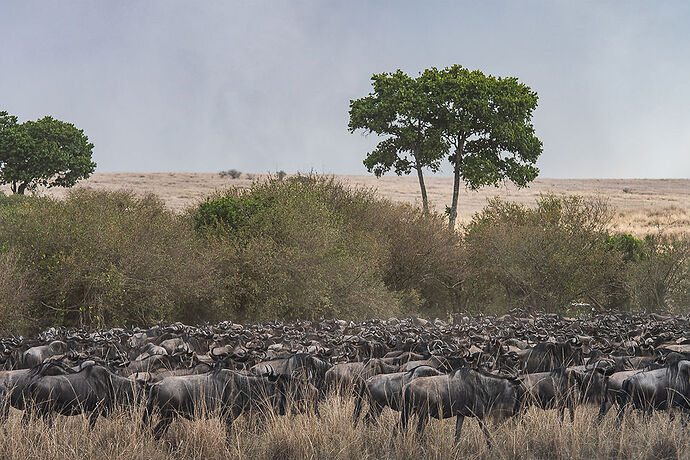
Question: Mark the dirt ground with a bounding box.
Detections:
[4,173,689,235]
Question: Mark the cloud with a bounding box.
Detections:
[1,0,688,177]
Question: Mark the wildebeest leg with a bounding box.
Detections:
[223,413,236,444]
[614,402,625,426]
[88,410,99,429]
[42,411,54,428]
[364,403,384,425]
[0,395,10,422]
[415,412,429,437]
[477,418,492,449]
[352,385,365,428]
[454,415,464,442]
[141,398,154,431]
[313,394,321,417]
[568,402,575,423]
[558,405,565,422]
[152,415,172,440]
[21,406,32,425]
[597,399,612,423]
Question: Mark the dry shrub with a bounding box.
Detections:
[462,195,623,312]
[0,190,215,331]
[195,175,463,321]
[0,250,32,334]
[624,233,690,311]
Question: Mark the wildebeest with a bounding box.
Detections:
[352,365,441,427]
[142,368,287,439]
[399,355,467,372]
[399,368,523,446]
[518,340,583,373]
[596,365,664,421]
[15,341,70,369]
[251,353,331,390]
[615,361,690,422]
[325,358,399,393]
[519,368,579,421]
[23,362,141,426]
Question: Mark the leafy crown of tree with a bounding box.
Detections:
[0,111,96,194]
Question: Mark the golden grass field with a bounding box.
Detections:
[9,173,689,236]
[1,396,687,460]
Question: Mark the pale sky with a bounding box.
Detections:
[2,1,689,177]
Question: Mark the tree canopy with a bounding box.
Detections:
[349,66,542,228]
[0,111,96,194]
[423,65,542,228]
[349,70,446,214]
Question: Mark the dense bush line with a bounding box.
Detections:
[0,176,687,333]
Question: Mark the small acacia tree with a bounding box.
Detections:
[0,111,96,194]
[349,70,445,215]
[421,66,543,229]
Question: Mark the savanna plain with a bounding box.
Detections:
[26,173,690,235]
[1,173,689,460]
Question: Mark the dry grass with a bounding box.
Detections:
[4,173,687,236]
[2,395,689,459]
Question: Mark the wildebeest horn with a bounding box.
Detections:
[210,346,222,359]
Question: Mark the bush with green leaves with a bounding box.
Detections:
[0,190,215,330]
[461,195,624,312]
[193,175,463,321]
[624,234,690,311]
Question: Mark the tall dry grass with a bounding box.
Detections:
[1,395,688,460]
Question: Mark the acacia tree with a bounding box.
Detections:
[0,111,95,195]
[349,70,445,215]
[421,66,542,229]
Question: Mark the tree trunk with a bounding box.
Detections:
[17,183,27,195]
[10,182,16,194]
[448,138,465,230]
[415,162,430,215]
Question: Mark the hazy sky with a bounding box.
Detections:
[2,1,689,177]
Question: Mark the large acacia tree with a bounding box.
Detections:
[0,111,95,195]
[422,66,542,229]
[349,70,446,215]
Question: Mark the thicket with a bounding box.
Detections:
[0,177,687,334]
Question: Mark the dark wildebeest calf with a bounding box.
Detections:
[519,368,580,422]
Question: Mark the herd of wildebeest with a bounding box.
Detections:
[1,311,690,447]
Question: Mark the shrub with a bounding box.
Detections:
[462,195,624,313]
[624,234,690,311]
[0,190,215,330]
[196,176,399,321]
[219,169,242,179]
[193,175,463,321]
[0,249,33,334]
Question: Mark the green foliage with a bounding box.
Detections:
[195,193,271,232]
[195,175,457,321]
[607,233,646,262]
[462,195,621,312]
[421,65,542,227]
[350,70,446,178]
[0,111,96,194]
[0,190,214,330]
[624,234,690,311]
